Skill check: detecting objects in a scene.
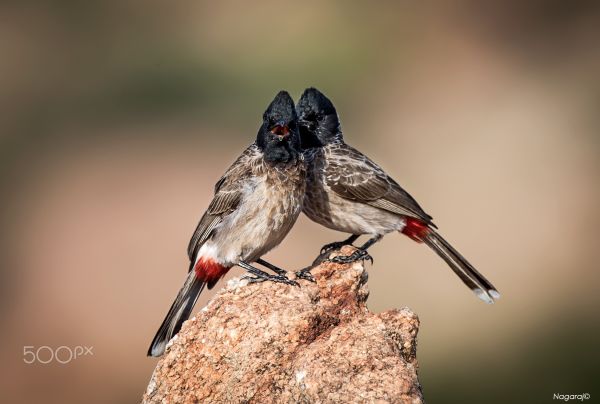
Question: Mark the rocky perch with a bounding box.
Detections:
[143,246,423,403]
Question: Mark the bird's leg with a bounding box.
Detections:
[255,258,287,276]
[328,234,383,264]
[256,258,316,284]
[359,234,383,251]
[320,234,360,254]
[298,235,361,281]
[238,261,299,287]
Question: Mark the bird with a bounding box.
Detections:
[148,90,306,357]
[295,87,499,303]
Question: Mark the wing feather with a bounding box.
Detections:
[325,144,435,226]
[186,146,256,263]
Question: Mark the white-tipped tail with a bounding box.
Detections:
[474,288,494,304]
[423,230,500,303]
[147,270,206,357]
[489,289,501,300]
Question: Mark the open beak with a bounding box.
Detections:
[270,121,290,141]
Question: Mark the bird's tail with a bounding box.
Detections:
[147,270,205,357]
[423,230,500,304]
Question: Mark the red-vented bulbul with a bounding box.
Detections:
[148,91,306,356]
[296,88,499,303]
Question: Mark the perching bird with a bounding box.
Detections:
[295,87,499,303]
[148,91,306,357]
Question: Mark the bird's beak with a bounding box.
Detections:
[270,121,290,141]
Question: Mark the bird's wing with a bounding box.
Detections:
[325,144,435,226]
[186,146,255,265]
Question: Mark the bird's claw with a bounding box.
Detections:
[241,273,299,287]
[328,248,373,265]
[295,269,316,283]
[320,241,347,255]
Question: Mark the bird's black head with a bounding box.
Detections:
[296,87,341,149]
[256,90,301,164]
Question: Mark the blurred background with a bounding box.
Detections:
[1,1,599,403]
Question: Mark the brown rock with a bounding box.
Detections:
[143,246,424,403]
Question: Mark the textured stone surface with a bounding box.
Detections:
[143,246,423,403]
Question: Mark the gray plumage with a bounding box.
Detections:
[188,144,306,270]
[303,143,432,235]
[149,90,305,357]
[297,87,499,304]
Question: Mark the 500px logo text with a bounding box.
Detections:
[23,346,93,364]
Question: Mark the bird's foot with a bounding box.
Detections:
[320,240,352,255]
[328,248,373,265]
[242,272,299,287]
[295,267,316,283]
